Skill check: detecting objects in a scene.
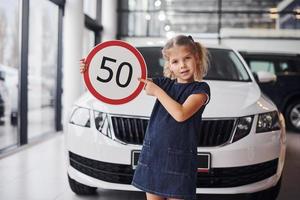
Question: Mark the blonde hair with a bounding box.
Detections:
[162,35,209,81]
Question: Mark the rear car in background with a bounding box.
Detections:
[0,68,6,122]
[0,65,18,125]
[240,52,300,132]
[0,93,4,122]
[66,44,286,200]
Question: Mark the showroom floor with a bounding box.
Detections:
[0,132,299,200]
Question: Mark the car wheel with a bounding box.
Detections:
[285,100,300,132]
[249,176,282,200]
[68,175,97,195]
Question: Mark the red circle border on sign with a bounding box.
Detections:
[83,40,147,105]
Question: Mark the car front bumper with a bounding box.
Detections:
[66,115,286,194]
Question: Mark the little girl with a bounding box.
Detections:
[80,35,210,200]
[132,35,210,200]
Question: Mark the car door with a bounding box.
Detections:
[275,56,300,108]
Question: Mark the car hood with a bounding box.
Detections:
[75,80,277,118]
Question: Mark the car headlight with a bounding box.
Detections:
[232,115,253,142]
[256,111,280,133]
[69,106,91,128]
[94,110,112,138]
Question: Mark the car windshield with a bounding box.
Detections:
[138,47,251,81]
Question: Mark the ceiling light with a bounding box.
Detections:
[154,0,161,7]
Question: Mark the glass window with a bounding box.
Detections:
[248,60,275,74]
[279,62,289,72]
[229,52,250,80]
[205,49,251,81]
[137,47,164,78]
[70,107,90,128]
[128,0,148,10]
[138,47,250,81]
[127,12,149,36]
[221,13,276,30]
[278,59,300,73]
[28,0,58,139]
[120,0,295,37]
[0,0,20,150]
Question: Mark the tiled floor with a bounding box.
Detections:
[0,131,299,200]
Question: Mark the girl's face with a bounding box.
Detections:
[168,45,199,83]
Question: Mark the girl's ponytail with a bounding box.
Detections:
[194,42,209,81]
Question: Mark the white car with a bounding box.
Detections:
[65,44,286,199]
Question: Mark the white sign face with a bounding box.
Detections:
[84,40,147,105]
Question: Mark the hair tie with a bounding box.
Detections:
[188,35,194,43]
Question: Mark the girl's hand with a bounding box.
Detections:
[80,58,87,73]
[138,78,161,97]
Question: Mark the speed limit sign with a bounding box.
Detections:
[83,40,147,105]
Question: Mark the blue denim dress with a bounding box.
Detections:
[132,77,210,200]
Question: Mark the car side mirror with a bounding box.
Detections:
[256,71,277,83]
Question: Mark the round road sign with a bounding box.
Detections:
[83,40,147,105]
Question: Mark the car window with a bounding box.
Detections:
[138,47,251,81]
[138,47,164,78]
[278,59,300,73]
[229,51,250,80]
[279,62,290,73]
[205,49,250,81]
[248,60,275,75]
[69,107,90,127]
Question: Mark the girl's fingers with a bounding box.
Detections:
[138,78,149,90]
[80,58,86,65]
[79,58,87,74]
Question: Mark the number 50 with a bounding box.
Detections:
[97,56,133,88]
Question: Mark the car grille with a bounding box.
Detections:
[69,151,278,187]
[111,116,235,146]
[111,116,149,145]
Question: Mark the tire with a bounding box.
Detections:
[249,176,282,200]
[285,100,300,132]
[68,175,97,195]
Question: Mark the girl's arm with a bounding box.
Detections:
[139,78,208,122]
